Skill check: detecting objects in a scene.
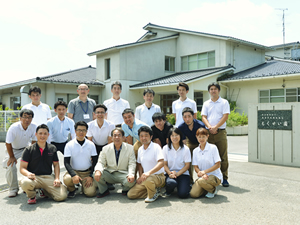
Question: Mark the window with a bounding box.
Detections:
[160,94,178,114]
[10,97,21,110]
[165,56,175,72]
[181,51,215,71]
[105,58,110,80]
[259,88,300,103]
[194,92,203,111]
[89,95,99,104]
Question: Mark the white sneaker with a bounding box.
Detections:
[8,190,18,198]
[145,188,160,203]
[205,187,218,199]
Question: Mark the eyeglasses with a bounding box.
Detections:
[21,117,33,120]
[95,112,105,114]
[76,129,87,133]
[113,134,122,137]
[78,88,88,91]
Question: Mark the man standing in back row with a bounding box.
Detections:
[201,82,230,187]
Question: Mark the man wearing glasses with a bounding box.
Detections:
[67,84,96,123]
[63,121,98,198]
[2,109,37,197]
[87,104,115,160]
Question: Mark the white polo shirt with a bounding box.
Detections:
[6,121,37,149]
[135,103,161,127]
[46,116,75,143]
[162,144,191,175]
[22,102,52,126]
[172,97,197,127]
[192,142,223,182]
[137,142,164,174]
[103,97,130,125]
[87,119,115,145]
[64,139,97,171]
[201,97,230,129]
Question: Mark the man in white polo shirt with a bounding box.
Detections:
[47,100,76,154]
[201,82,230,187]
[2,109,37,197]
[103,81,130,127]
[63,121,98,198]
[172,82,197,127]
[127,126,165,203]
[87,104,115,160]
[135,88,161,127]
[22,86,52,126]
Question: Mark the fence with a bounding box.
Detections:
[0,110,56,132]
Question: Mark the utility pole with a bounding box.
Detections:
[276,8,288,58]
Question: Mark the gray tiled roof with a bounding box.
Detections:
[219,59,300,82]
[130,66,233,88]
[269,42,300,49]
[38,66,103,85]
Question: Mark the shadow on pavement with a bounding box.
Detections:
[218,185,250,194]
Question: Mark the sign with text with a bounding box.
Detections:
[258,110,292,130]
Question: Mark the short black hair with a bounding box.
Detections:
[111,127,125,137]
[143,88,155,96]
[54,100,67,109]
[167,127,184,149]
[152,112,166,122]
[177,82,189,91]
[208,82,221,91]
[28,86,41,95]
[94,104,107,112]
[138,126,153,136]
[20,109,34,118]
[36,124,49,133]
[74,121,88,130]
[182,107,194,116]
[111,81,122,90]
[122,108,134,116]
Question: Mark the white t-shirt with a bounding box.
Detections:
[135,103,161,127]
[87,119,115,145]
[103,97,130,125]
[64,139,97,171]
[172,97,197,127]
[192,142,223,182]
[22,102,52,126]
[6,121,37,149]
[137,142,164,175]
[47,116,75,143]
[162,144,191,175]
[201,96,230,129]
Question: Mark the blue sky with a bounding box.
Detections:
[0,0,299,85]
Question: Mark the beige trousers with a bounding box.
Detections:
[190,175,221,198]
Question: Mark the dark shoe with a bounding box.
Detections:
[107,183,115,191]
[67,191,76,198]
[121,190,128,196]
[97,189,110,198]
[222,179,229,187]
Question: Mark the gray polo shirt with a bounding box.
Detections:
[67,97,96,123]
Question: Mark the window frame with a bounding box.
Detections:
[181,51,215,71]
[165,56,175,72]
[105,58,111,80]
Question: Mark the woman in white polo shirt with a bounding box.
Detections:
[190,128,223,198]
[162,127,191,198]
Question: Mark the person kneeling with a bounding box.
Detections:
[190,128,223,199]
[127,126,165,203]
[94,128,136,198]
[19,124,67,204]
[63,121,97,198]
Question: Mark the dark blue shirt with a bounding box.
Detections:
[178,119,205,144]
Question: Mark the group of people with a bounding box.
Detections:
[2,80,230,204]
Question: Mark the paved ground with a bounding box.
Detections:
[0,136,299,225]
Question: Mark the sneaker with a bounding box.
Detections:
[27,197,36,204]
[67,191,76,198]
[222,179,229,187]
[107,183,115,191]
[163,192,171,197]
[145,188,160,203]
[121,190,128,196]
[97,189,110,198]
[8,190,18,198]
[205,187,218,199]
[39,189,48,198]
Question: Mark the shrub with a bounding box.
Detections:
[227,107,248,127]
[166,114,175,125]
